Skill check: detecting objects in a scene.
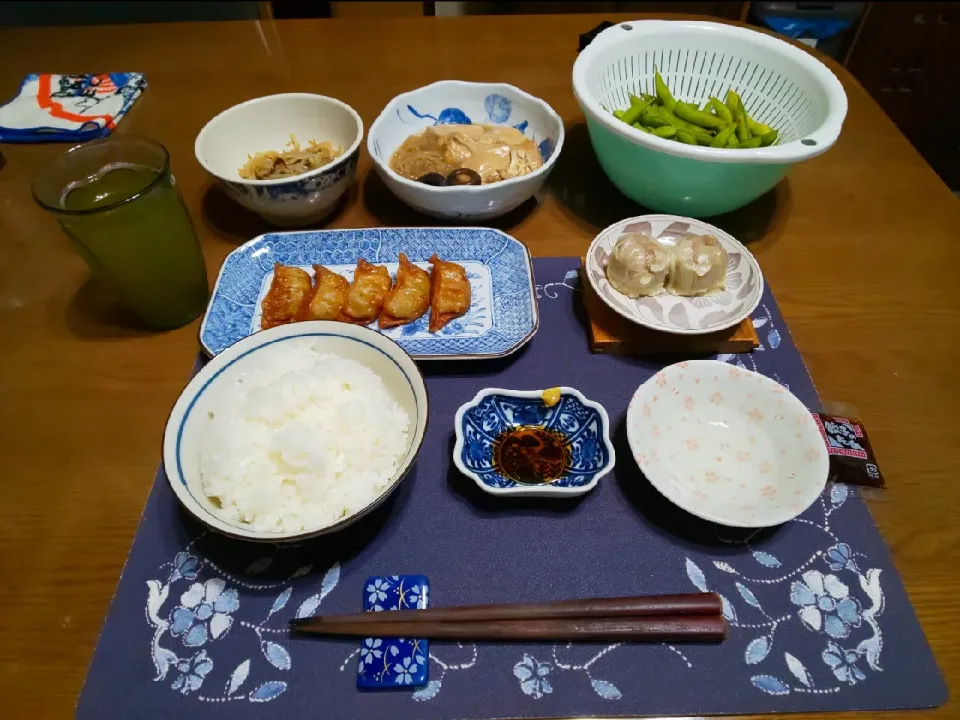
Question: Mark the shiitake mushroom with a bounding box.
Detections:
[417,172,448,186]
[446,168,482,186]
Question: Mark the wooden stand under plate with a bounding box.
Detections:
[579,265,759,355]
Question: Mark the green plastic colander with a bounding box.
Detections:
[572,20,848,217]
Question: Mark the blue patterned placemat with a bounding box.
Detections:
[77,258,946,718]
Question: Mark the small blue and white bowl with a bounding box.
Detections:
[453,387,615,497]
[195,93,363,227]
[368,81,564,220]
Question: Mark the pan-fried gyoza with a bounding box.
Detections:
[380,253,431,329]
[259,255,470,333]
[428,253,471,332]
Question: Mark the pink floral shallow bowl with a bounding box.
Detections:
[626,360,828,528]
[584,214,763,335]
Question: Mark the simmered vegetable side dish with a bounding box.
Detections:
[390,124,543,186]
[239,136,343,179]
[607,70,779,149]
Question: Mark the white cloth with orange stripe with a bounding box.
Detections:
[0,73,146,143]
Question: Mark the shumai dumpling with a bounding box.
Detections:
[605,233,671,298]
[666,234,728,296]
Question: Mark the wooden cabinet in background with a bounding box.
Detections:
[845,2,960,189]
[430,2,745,18]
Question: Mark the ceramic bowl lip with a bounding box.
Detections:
[163,321,429,543]
[367,80,565,195]
[194,92,364,188]
[626,359,829,528]
[452,386,616,497]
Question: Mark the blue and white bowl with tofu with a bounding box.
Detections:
[368,81,564,220]
[453,387,614,497]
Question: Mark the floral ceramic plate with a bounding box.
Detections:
[200,227,539,360]
[584,214,763,335]
[626,360,828,527]
[453,387,615,497]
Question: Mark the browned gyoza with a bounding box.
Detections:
[297,265,349,321]
[259,256,472,333]
[260,263,312,330]
[342,259,392,325]
[380,253,431,329]
[428,254,471,332]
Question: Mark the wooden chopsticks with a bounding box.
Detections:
[290,593,727,643]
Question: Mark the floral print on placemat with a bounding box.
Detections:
[146,538,339,704]
[138,266,902,711]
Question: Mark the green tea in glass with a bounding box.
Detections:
[33,136,208,330]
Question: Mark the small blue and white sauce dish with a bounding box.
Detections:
[453,387,614,498]
[367,81,564,220]
[195,93,362,227]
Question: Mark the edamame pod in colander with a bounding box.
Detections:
[654,70,676,111]
[638,112,673,129]
[710,123,738,148]
[608,71,779,150]
[736,115,750,142]
[745,115,774,137]
[724,89,742,120]
[674,103,727,129]
[621,96,652,125]
[708,97,732,123]
[658,107,713,136]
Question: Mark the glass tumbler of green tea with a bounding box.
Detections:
[33,136,209,330]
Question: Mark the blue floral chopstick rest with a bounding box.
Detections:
[357,575,429,690]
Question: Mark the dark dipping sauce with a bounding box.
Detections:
[492,425,571,484]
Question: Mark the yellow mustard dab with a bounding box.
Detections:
[541,387,561,407]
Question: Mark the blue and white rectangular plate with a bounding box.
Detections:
[200,227,539,360]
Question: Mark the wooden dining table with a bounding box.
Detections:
[0,11,957,719]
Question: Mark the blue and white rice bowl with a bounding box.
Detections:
[163,321,429,542]
[195,93,362,227]
[453,387,615,498]
[367,81,564,220]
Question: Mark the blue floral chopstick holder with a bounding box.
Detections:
[357,575,429,690]
[0,73,146,143]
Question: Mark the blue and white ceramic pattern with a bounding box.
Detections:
[358,575,430,691]
[367,81,564,220]
[453,387,615,497]
[194,93,363,227]
[200,227,539,360]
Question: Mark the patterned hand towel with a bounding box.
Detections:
[0,72,147,143]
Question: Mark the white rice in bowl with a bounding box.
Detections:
[199,341,412,533]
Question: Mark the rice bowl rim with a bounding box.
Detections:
[162,321,429,542]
